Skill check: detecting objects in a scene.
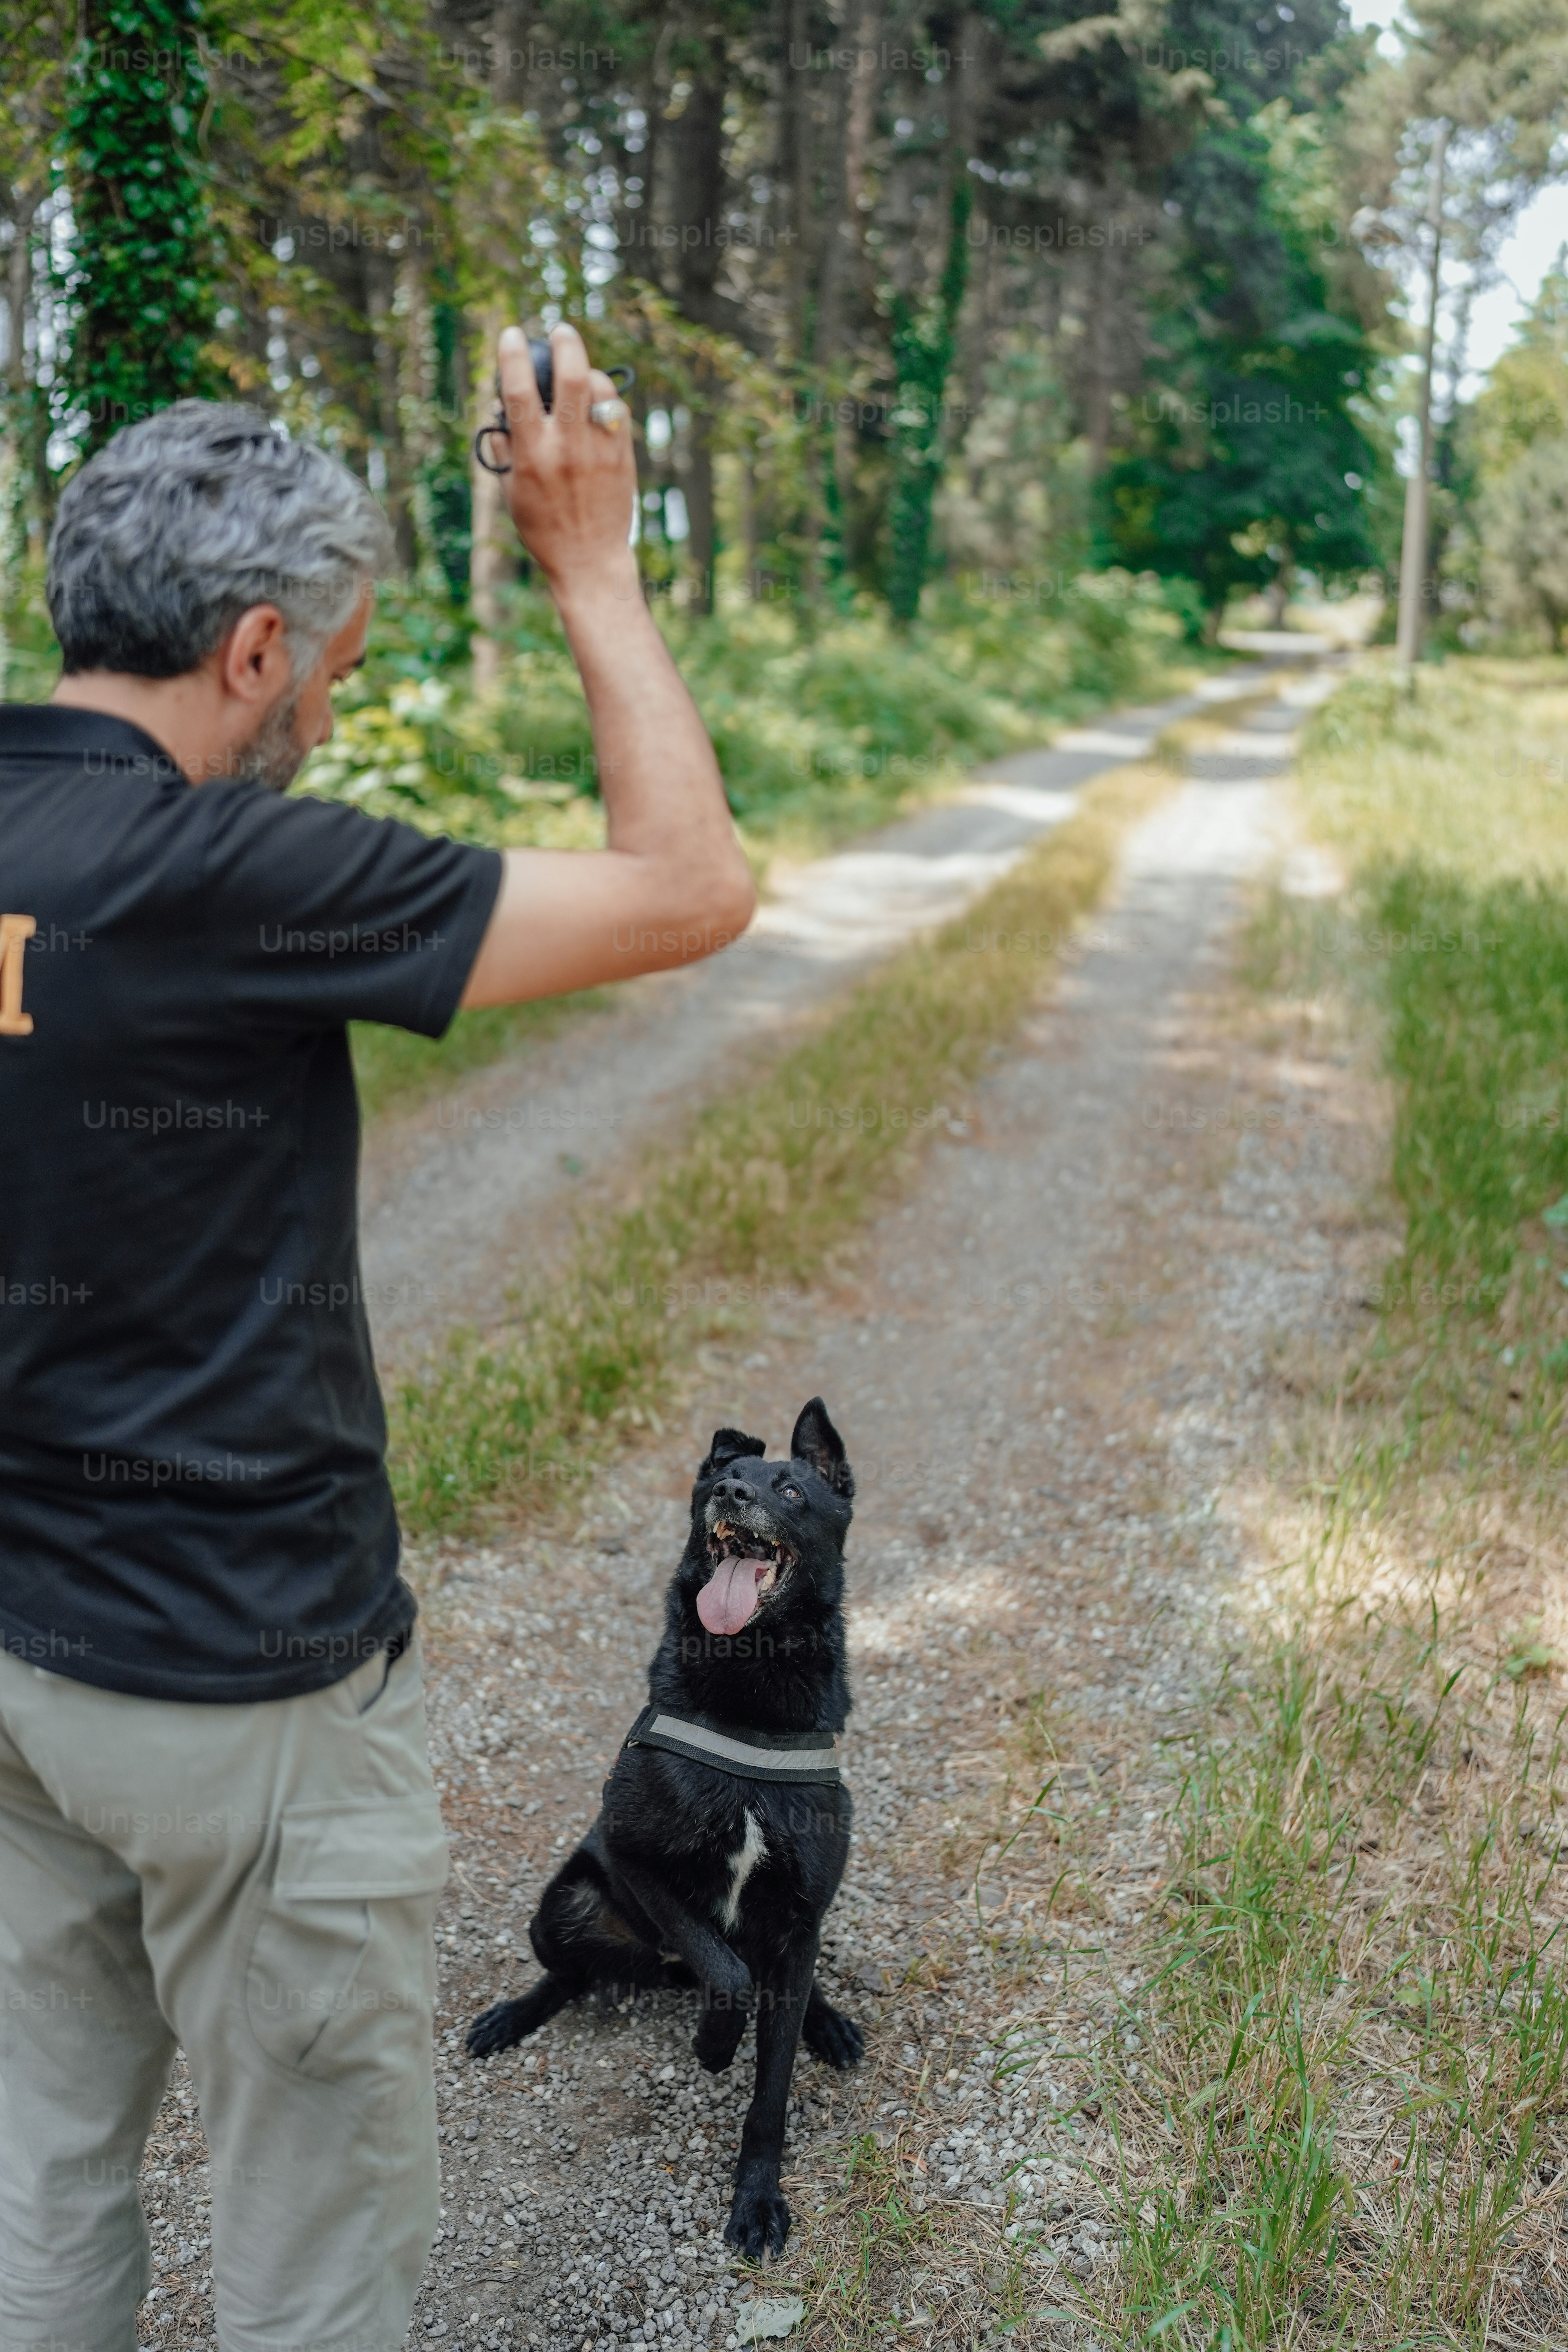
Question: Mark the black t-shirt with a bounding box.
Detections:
[0,706,503,1701]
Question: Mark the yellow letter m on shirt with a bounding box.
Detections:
[0,915,36,1036]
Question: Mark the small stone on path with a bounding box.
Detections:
[735,2295,805,2342]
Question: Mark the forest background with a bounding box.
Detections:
[5,0,1568,849]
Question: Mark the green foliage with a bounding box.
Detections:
[1363,0,1568,182]
[60,0,227,451]
[4,0,1411,631]
[1105,98,1383,618]
[0,554,61,703]
[1462,265,1568,648]
[297,574,1190,859]
[1479,434,1568,649]
[1470,257,1568,481]
[934,334,1090,579]
[886,179,972,626]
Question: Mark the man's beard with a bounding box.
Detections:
[232,688,306,791]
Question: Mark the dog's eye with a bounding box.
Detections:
[783,1483,801,1501]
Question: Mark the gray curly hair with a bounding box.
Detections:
[47,401,395,679]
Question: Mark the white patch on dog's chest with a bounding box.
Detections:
[717,1810,768,1930]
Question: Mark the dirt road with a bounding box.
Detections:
[136,657,1391,2352]
[356,665,1290,1369]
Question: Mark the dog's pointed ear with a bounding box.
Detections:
[696,1427,767,1483]
[790,1397,853,1500]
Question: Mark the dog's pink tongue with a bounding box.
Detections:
[697,1554,769,1635]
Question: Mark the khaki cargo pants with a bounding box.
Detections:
[0,1635,450,2352]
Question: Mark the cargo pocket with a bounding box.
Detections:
[246,1795,449,2103]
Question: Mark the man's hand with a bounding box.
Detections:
[495,324,637,592]
[460,321,755,1009]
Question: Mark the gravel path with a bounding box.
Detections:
[356,668,1280,1369]
[134,657,1397,2352]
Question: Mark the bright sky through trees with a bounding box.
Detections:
[1346,0,1568,381]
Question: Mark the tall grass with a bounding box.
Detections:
[1296,658,1568,886]
[1105,1593,1568,2348]
[1295,656,1568,1366]
[1373,869,1568,1292]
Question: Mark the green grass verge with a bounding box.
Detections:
[1097,1595,1568,2346]
[1296,656,1568,885]
[387,753,1179,1533]
[1294,655,1568,1371]
[1374,868,1568,1296]
[1028,660,1568,2344]
[350,991,609,1125]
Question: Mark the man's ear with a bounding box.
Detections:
[790,1397,853,1500]
[695,1427,767,1484]
[218,603,292,703]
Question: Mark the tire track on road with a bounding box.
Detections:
[357,666,1297,1371]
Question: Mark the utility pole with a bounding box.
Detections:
[1395,119,1450,680]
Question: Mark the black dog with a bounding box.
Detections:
[467,1398,864,2256]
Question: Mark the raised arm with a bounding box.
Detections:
[461,324,755,1008]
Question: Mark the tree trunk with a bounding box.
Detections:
[1265,561,1293,627]
[366,250,415,570]
[658,50,728,614]
[1083,227,1122,478]
[469,311,518,692]
[683,397,717,614]
[813,3,878,580]
[886,175,972,625]
[1,191,52,534]
[490,0,533,103]
[738,452,759,596]
[4,203,33,407]
[781,0,813,359]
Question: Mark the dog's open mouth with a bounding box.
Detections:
[698,1520,796,1636]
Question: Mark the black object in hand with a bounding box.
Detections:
[473,345,637,474]
[528,336,557,410]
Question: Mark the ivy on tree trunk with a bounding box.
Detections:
[885,177,971,627]
[62,0,225,454]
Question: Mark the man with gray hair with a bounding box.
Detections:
[0,326,753,2352]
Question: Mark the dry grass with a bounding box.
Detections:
[1295,654,1568,885]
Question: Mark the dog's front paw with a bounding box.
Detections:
[804,2000,864,2071]
[466,2000,527,2059]
[724,2179,791,2260]
[693,2012,746,2074]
